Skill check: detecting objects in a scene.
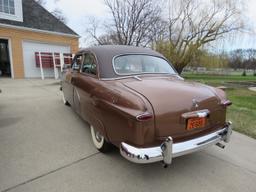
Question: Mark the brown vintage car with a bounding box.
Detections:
[61,45,232,166]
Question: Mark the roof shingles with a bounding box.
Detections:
[0,0,78,36]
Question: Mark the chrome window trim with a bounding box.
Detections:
[75,50,100,79]
[99,74,180,81]
[80,52,98,77]
[111,53,177,77]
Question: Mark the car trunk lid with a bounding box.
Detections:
[123,77,226,141]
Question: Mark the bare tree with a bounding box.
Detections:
[51,8,67,24]
[229,49,245,73]
[155,0,244,74]
[35,0,67,24]
[85,17,118,45]
[88,0,163,47]
[86,0,244,74]
[249,49,256,75]
[35,0,46,6]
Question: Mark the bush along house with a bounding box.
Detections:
[0,0,79,79]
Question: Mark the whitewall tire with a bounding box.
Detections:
[90,125,112,153]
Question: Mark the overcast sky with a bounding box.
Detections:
[43,0,256,50]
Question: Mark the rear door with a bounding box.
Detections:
[72,52,99,121]
[62,54,83,106]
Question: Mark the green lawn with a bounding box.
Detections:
[183,73,256,87]
[182,73,256,139]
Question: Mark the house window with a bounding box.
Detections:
[0,0,15,15]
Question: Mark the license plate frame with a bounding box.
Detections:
[187,117,206,130]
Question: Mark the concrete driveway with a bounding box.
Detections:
[0,79,256,192]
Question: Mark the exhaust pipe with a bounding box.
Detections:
[216,142,225,149]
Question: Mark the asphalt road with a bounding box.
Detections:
[0,79,256,192]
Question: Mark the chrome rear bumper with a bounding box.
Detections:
[120,121,232,165]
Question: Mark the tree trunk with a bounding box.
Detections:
[174,65,185,75]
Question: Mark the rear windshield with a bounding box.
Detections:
[113,55,176,76]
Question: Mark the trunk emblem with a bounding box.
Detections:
[192,99,199,108]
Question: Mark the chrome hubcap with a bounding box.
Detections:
[95,131,103,142]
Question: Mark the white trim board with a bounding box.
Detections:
[0,23,80,38]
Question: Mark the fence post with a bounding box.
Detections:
[60,53,64,73]
[52,53,58,80]
[38,52,44,80]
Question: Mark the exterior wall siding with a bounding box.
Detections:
[0,27,79,78]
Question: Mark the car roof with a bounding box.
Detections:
[77,45,165,78]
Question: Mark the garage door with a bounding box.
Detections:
[23,41,71,78]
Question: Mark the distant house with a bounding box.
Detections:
[0,0,79,78]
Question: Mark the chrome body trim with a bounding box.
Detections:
[100,74,181,81]
[133,76,142,81]
[182,109,210,119]
[120,122,232,165]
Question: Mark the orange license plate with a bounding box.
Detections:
[187,117,206,130]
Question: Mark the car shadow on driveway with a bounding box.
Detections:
[0,117,23,129]
[85,146,255,192]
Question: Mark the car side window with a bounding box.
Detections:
[81,53,97,76]
[72,54,83,71]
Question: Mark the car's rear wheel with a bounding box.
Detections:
[90,125,112,153]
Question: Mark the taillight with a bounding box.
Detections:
[136,112,153,121]
[221,100,232,107]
